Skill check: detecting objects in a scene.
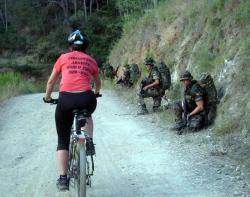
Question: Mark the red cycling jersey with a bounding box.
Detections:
[53,51,99,92]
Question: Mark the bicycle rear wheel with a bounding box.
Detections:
[76,143,86,197]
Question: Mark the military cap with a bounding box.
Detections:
[180,70,193,81]
[144,57,155,65]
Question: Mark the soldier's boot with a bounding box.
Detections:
[169,101,186,134]
[137,104,149,115]
[152,97,162,112]
[170,119,186,135]
[187,114,203,132]
[152,106,162,112]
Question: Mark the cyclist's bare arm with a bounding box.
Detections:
[45,69,60,100]
[92,74,101,94]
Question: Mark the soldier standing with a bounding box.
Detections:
[137,58,163,115]
[171,71,205,134]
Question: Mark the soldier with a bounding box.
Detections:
[137,57,163,115]
[171,71,205,134]
[199,73,218,126]
[103,62,115,79]
[130,63,140,83]
[116,64,133,87]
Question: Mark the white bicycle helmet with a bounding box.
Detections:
[68,29,88,46]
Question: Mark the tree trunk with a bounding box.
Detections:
[73,0,77,16]
[96,0,99,10]
[0,10,5,28]
[153,0,157,8]
[90,0,93,16]
[83,0,87,22]
[4,0,7,32]
[49,0,72,33]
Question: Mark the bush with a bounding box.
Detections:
[0,72,43,102]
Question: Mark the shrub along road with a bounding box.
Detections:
[0,91,248,197]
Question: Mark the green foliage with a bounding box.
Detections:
[35,28,66,63]
[115,0,161,16]
[84,7,123,64]
[234,0,250,26]
[214,113,238,135]
[0,72,43,102]
[0,0,123,67]
[167,83,181,100]
[193,44,216,73]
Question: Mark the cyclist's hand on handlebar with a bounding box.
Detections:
[94,92,102,98]
[43,97,52,103]
[43,97,59,104]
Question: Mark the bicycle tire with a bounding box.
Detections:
[76,143,87,197]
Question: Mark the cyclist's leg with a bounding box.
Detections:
[76,91,97,155]
[77,91,97,137]
[55,93,74,179]
[55,110,71,190]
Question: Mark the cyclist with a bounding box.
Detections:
[43,29,101,191]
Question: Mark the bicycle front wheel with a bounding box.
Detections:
[76,143,87,197]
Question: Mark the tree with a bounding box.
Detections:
[49,0,72,33]
[83,0,87,22]
[4,0,7,31]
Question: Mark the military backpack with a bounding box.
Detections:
[198,73,218,106]
[157,61,171,90]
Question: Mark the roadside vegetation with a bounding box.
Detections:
[109,0,250,135]
[106,0,250,170]
[0,0,163,102]
[0,0,124,101]
[0,72,44,102]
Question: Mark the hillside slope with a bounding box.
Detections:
[109,0,250,135]
[108,0,250,170]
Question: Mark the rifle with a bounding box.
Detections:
[139,79,147,95]
[182,98,189,125]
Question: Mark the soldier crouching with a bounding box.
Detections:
[116,64,133,87]
[137,58,163,115]
[171,71,205,134]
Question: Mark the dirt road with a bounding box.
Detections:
[0,91,248,197]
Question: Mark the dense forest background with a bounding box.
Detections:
[0,0,162,65]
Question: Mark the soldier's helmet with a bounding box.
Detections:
[179,70,193,81]
[144,57,155,65]
[199,72,212,86]
[124,64,130,68]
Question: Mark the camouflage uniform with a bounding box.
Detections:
[199,74,218,126]
[130,63,140,83]
[138,65,162,113]
[116,65,133,87]
[172,72,205,133]
[204,87,217,126]
[103,63,114,79]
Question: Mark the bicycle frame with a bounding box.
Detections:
[68,111,95,197]
[44,95,101,196]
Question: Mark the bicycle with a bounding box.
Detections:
[44,93,101,197]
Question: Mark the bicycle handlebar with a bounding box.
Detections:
[94,93,102,98]
[43,93,102,105]
[43,97,59,104]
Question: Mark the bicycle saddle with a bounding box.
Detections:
[73,109,91,117]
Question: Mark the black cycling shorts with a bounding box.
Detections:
[55,90,97,151]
